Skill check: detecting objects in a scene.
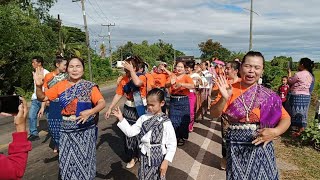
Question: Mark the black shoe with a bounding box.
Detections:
[28,135,40,141]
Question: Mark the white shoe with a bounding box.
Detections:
[126,159,136,169]
[220,158,226,170]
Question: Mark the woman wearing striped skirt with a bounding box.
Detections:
[288,58,315,137]
[105,56,148,168]
[166,61,194,146]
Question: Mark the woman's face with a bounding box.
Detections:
[67,58,84,80]
[225,63,237,79]
[175,62,185,74]
[239,56,264,86]
[57,60,67,73]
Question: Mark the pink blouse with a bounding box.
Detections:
[288,70,313,95]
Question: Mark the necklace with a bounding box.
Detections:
[239,82,258,122]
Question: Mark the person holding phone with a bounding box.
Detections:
[0,97,32,180]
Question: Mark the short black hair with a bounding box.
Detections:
[147,88,165,102]
[32,56,44,66]
[282,76,288,79]
[242,51,265,69]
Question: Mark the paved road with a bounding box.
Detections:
[0,85,225,180]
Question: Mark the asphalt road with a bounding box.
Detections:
[0,85,225,180]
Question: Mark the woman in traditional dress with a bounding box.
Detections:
[287,57,314,137]
[166,61,194,146]
[105,56,148,169]
[211,51,291,180]
[41,56,68,153]
[34,57,106,180]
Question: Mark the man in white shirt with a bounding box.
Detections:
[28,56,49,141]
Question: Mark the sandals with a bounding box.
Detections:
[177,139,185,146]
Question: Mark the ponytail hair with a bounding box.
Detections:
[300,57,314,76]
[147,88,165,102]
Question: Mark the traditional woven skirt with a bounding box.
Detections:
[139,152,164,180]
[188,92,197,131]
[59,119,97,180]
[288,94,311,128]
[47,101,63,147]
[169,96,190,140]
[226,127,279,180]
[123,105,140,161]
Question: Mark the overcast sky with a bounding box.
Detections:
[49,0,320,61]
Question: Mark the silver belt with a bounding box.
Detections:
[125,99,147,107]
[229,124,259,131]
[62,115,77,121]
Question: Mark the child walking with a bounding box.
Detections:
[112,88,177,180]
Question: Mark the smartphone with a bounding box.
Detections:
[0,95,20,114]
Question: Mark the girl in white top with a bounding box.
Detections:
[112,88,177,180]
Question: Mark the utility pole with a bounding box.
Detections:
[57,14,63,56]
[249,0,253,51]
[72,0,93,81]
[98,35,107,58]
[101,23,115,67]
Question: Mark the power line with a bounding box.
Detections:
[91,0,110,22]
[87,0,106,20]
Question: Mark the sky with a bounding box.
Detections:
[49,0,320,61]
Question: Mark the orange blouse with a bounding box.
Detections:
[223,82,290,122]
[167,74,194,96]
[43,72,57,89]
[116,75,147,100]
[152,72,169,88]
[45,80,104,115]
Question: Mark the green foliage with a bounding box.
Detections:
[0,3,57,94]
[301,118,320,148]
[270,56,293,69]
[198,39,231,61]
[261,62,287,90]
[112,40,184,68]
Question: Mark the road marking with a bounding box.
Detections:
[188,120,218,180]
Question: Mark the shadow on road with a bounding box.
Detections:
[97,122,128,162]
[167,165,194,180]
[96,161,137,180]
[179,139,221,170]
[192,127,222,144]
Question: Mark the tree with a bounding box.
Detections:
[270,56,293,69]
[198,39,231,61]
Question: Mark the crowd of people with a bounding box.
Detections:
[0,51,316,180]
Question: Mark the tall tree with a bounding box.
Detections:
[198,39,231,61]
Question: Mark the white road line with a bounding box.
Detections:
[188,121,217,180]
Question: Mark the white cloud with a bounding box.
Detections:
[50,0,320,61]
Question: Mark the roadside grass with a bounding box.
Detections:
[275,103,320,180]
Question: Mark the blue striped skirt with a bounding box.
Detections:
[288,94,311,128]
[226,128,279,180]
[169,96,190,140]
[47,101,63,147]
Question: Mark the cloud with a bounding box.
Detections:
[50,0,320,61]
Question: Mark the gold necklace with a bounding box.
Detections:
[239,82,258,122]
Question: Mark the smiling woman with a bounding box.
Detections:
[33,57,106,179]
[210,51,291,180]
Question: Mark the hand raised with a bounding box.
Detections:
[32,67,44,86]
[111,107,123,121]
[123,61,135,72]
[216,76,232,100]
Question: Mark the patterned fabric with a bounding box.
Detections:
[123,105,140,161]
[224,85,282,128]
[188,92,196,131]
[138,113,169,180]
[169,96,190,140]
[47,73,68,89]
[59,120,96,180]
[58,80,97,180]
[59,80,95,109]
[288,94,311,128]
[226,128,279,180]
[47,101,63,147]
[220,115,230,158]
